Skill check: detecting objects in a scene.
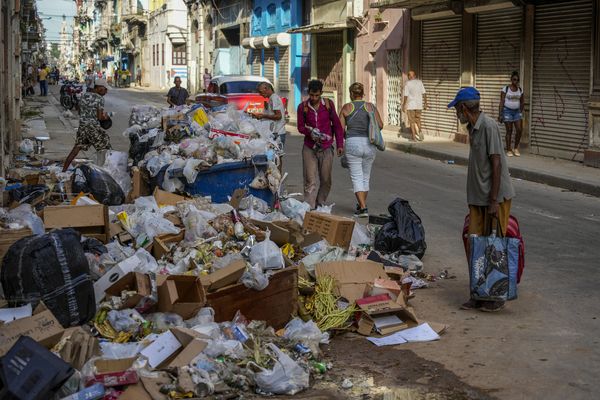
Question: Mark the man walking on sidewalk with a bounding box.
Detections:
[448,87,515,312]
[402,71,428,141]
[38,64,49,96]
[63,79,112,172]
[296,80,344,209]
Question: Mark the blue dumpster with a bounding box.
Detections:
[181,155,275,205]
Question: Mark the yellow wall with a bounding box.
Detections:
[150,0,166,12]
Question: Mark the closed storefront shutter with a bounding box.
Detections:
[263,48,276,85]
[316,31,344,108]
[278,46,290,91]
[476,6,523,135]
[420,17,461,136]
[387,49,403,127]
[251,50,261,76]
[530,0,592,161]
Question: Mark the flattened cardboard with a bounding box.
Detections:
[157,275,206,319]
[141,327,208,370]
[199,259,247,292]
[315,260,387,303]
[0,228,33,262]
[105,272,152,309]
[43,204,109,243]
[129,166,151,202]
[153,187,188,207]
[119,383,153,400]
[93,357,136,374]
[0,303,65,356]
[356,293,419,336]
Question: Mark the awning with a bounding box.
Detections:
[167,32,186,44]
[242,33,292,49]
[287,21,352,34]
[370,0,442,9]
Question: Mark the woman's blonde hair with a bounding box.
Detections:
[349,82,364,98]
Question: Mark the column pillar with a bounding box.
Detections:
[585,0,600,167]
[520,4,534,150]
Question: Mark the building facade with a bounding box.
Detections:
[185,0,212,94]
[372,0,600,167]
[243,0,303,110]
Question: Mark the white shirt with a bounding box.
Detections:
[266,93,286,136]
[404,79,426,110]
[502,86,522,110]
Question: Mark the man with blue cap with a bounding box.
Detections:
[449,87,515,312]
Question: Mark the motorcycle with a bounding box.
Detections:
[60,82,84,110]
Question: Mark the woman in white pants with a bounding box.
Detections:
[339,82,384,217]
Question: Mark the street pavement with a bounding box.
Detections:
[29,86,600,399]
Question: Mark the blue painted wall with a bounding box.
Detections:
[250,0,303,109]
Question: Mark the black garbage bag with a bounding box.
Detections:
[374,198,427,259]
[128,128,153,166]
[1,228,96,328]
[81,237,107,256]
[72,164,125,205]
[9,184,49,205]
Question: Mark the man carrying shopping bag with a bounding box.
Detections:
[448,87,516,312]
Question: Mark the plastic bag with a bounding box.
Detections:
[374,198,427,259]
[249,171,268,190]
[145,152,172,177]
[162,158,186,193]
[212,252,244,271]
[103,150,131,196]
[204,339,246,359]
[350,223,372,247]
[239,195,270,214]
[7,203,44,235]
[134,195,160,212]
[280,198,311,222]
[129,211,180,241]
[240,263,269,291]
[183,205,218,241]
[19,138,34,154]
[100,342,145,359]
[185,307,215,327]
[284,318,329,345]
[253,343,309,395]
[145,312,185,332]
[249,231,284,270]
[72,164,125,206]
[183,158,203,184]
[315,203,334,214]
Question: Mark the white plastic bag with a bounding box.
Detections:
[253,343,309,395]
[134,195,159,212]
[19,139,34,154]
[280,198,311,222]
[103,150,132,196]
[283,318,329,345]
[163,158,186,193]
[183,158,203,184]
[8,204,44,235]
[183,205,218,241]
[204,339,246,359]
[350,223,372,247]
[240,263,269,291]
[249,231,284,270]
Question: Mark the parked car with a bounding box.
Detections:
[195,75,288,120]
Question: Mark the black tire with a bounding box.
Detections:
[60,95,69,109]
[63,95,74,110]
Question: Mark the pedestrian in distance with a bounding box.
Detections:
[251,82,286,148]
[402,70,428,141]
[203,68,212,93]
[136,65,142,86]
[114,68,119,88]
[38,64,49,96]
[85,69,96,92]
[499,71,524,157]
[296,80,344,209]
[448,87,516,313]
[63,78,112,172]
[166,76,189,108]
[339,82,384,218]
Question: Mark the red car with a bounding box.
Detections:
[195,75,288,119]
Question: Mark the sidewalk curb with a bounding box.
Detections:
[387,141,600,197]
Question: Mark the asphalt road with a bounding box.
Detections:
[89,87,600,399]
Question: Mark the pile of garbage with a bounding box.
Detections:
[0,102,443,400]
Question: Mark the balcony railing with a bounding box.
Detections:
[215,2,243,26]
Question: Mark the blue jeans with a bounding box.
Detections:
[39,80,48,96]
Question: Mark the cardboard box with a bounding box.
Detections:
[153,187,188,207]
[250,219,318,247]
[356,293,419,336]
[0,303,64,356]
[0,227,32,262]
[105,272,152,309]
[43,204,109,243]
[152,231,185,260]
[61,383,105,400]
[162,113,186,131]
[157,275,206,319]
[86,357,138,387]
[129,166,151,201]
[93,255,141,303]
[303,211,355,249]
[199,259,247,292]
[207,268,298,330]
[315,260,387,303]
[140,327,208,369]
[119,383,152,400]
[365,278,403,301]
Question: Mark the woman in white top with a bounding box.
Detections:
[499,71,524,157]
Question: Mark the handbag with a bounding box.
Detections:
[366,103,385,151]
[469,223,520,302]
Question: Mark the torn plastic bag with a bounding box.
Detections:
[374,197,427,259]
[100,342,145,359]
[183,205,218,241]
[204,339,246,359]
[134,195,160,212]
[252,343,309,395]
[146,312,184,333]
[162,158,186,193]
[102,150,131,196]
[239,195,270,214]
[107,309,145,333]
[249,231,284,270]
[350,223,372,248]
[145,152,172,177]
[1,228,95,328]
[72,164,125,206]
[7,203,44,235]
[183,158,203,184]
[240,263,269,291]
[284,318,329,346]
[280,198,311,223]
[185,307,215,327]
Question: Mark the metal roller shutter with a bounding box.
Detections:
[530,0,592,161]
[476,6,523,133]
[251,50,261,76]
[278,46,289,91]
[387,49,403,127]
[263,48,276,85]
[420,17,461,137]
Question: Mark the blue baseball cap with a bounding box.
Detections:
[447,87,480,108]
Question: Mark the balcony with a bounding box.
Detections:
[215,2,243,27]
[95,28,109,39]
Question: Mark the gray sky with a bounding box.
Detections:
[38,0,76,47]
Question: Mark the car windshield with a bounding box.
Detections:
[220,81,262,94]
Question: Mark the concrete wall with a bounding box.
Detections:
[313,0,347,24]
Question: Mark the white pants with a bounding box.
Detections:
[345,136,376,193]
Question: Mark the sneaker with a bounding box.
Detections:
[460,299,483,310]
[513,148,521,157]
[354,208,369,218]
[507,150,514,157]
[480,301,506,312]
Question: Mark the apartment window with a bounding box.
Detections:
[281,1,291,26]
[252,7,262,34]
[162,43,165,65]
[152,44,155,66]
[266,4,276,28]
[172,43,186,65]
